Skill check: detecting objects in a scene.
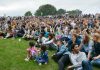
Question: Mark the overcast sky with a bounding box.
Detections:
[0,0,100,16]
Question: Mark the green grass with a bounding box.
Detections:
[0,38,99,70]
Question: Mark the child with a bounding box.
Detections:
[35,45,48,65]
[25,42,38,61]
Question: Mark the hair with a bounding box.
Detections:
[41,45,47,52]
[94,33,100,41]
[74,26,78,30]
[71,44,75,51]
[29,42,35,47]
[86,29,90,34]
[71,43,79,51]
[40,32,44,37]
[83,35,89,44]
[72,33,77,38]
[72,33,77,41]
[48,33,54,39]
[56,39,64,44]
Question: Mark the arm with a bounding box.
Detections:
[68,53,81,69]
[87,51,91,60]
[96,55,100,59]
[93,55,100,60]
[42,37,49,44]
[69,52,87,68]
[87,40,93,59]
[79,42,83,50]
[37,38,40,43]
[56,45,66,55]
[43,39,53,45]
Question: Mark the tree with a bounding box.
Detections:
[67,9,82,17]
[34,4,57,16]
[24,11,32,16]
[57,9,66,15]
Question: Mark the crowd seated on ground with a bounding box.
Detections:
[0,15,100,70]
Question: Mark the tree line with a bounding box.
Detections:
[25,4,82,16]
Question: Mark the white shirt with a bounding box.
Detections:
[69,52,87,68]
[37,37,48,44]
[43,39,54,45]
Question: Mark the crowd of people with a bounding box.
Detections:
[0,15,100,70]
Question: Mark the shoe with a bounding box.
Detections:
[24,58,29,61]
[39,63,42,66]
[34,59,36,61]
[45,62,47,64]
[4,38,7,39]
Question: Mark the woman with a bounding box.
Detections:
[67,33,81,51]
[91,33,100,67]
[81,34,93,60]
[43,34,56,50]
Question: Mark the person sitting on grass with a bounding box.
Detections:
[33,29,40,40]
[23,28,35,40]
[67,44,93,70]
[44,28,50,38]
[16,26,25,37]
[52,40,70,70]
[43,34,56,50]
[0,31,6,38]
[80,34,93,60]
[4,29,13,39]
[91,33,100,67]
[36,33,47,47]
[25,42,38,61]
[35,45,48,66]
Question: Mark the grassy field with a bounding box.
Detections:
[0,38,99,70]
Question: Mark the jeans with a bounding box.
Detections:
[36,56,48,63]
[82,60,93,70]
[58,54,70,70]
[91,59,100,67]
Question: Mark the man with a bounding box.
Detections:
[52,40,70,70]
[68,44,92,70]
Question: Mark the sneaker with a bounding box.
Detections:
[4,38,7,39]
[45,62,47,65]
[24,58,29,61]
[39,63,42,66]
[34,59,36,61]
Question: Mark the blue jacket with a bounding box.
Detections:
[57,45,70,55]
[67,38,81,51]
[36,51,48,63]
